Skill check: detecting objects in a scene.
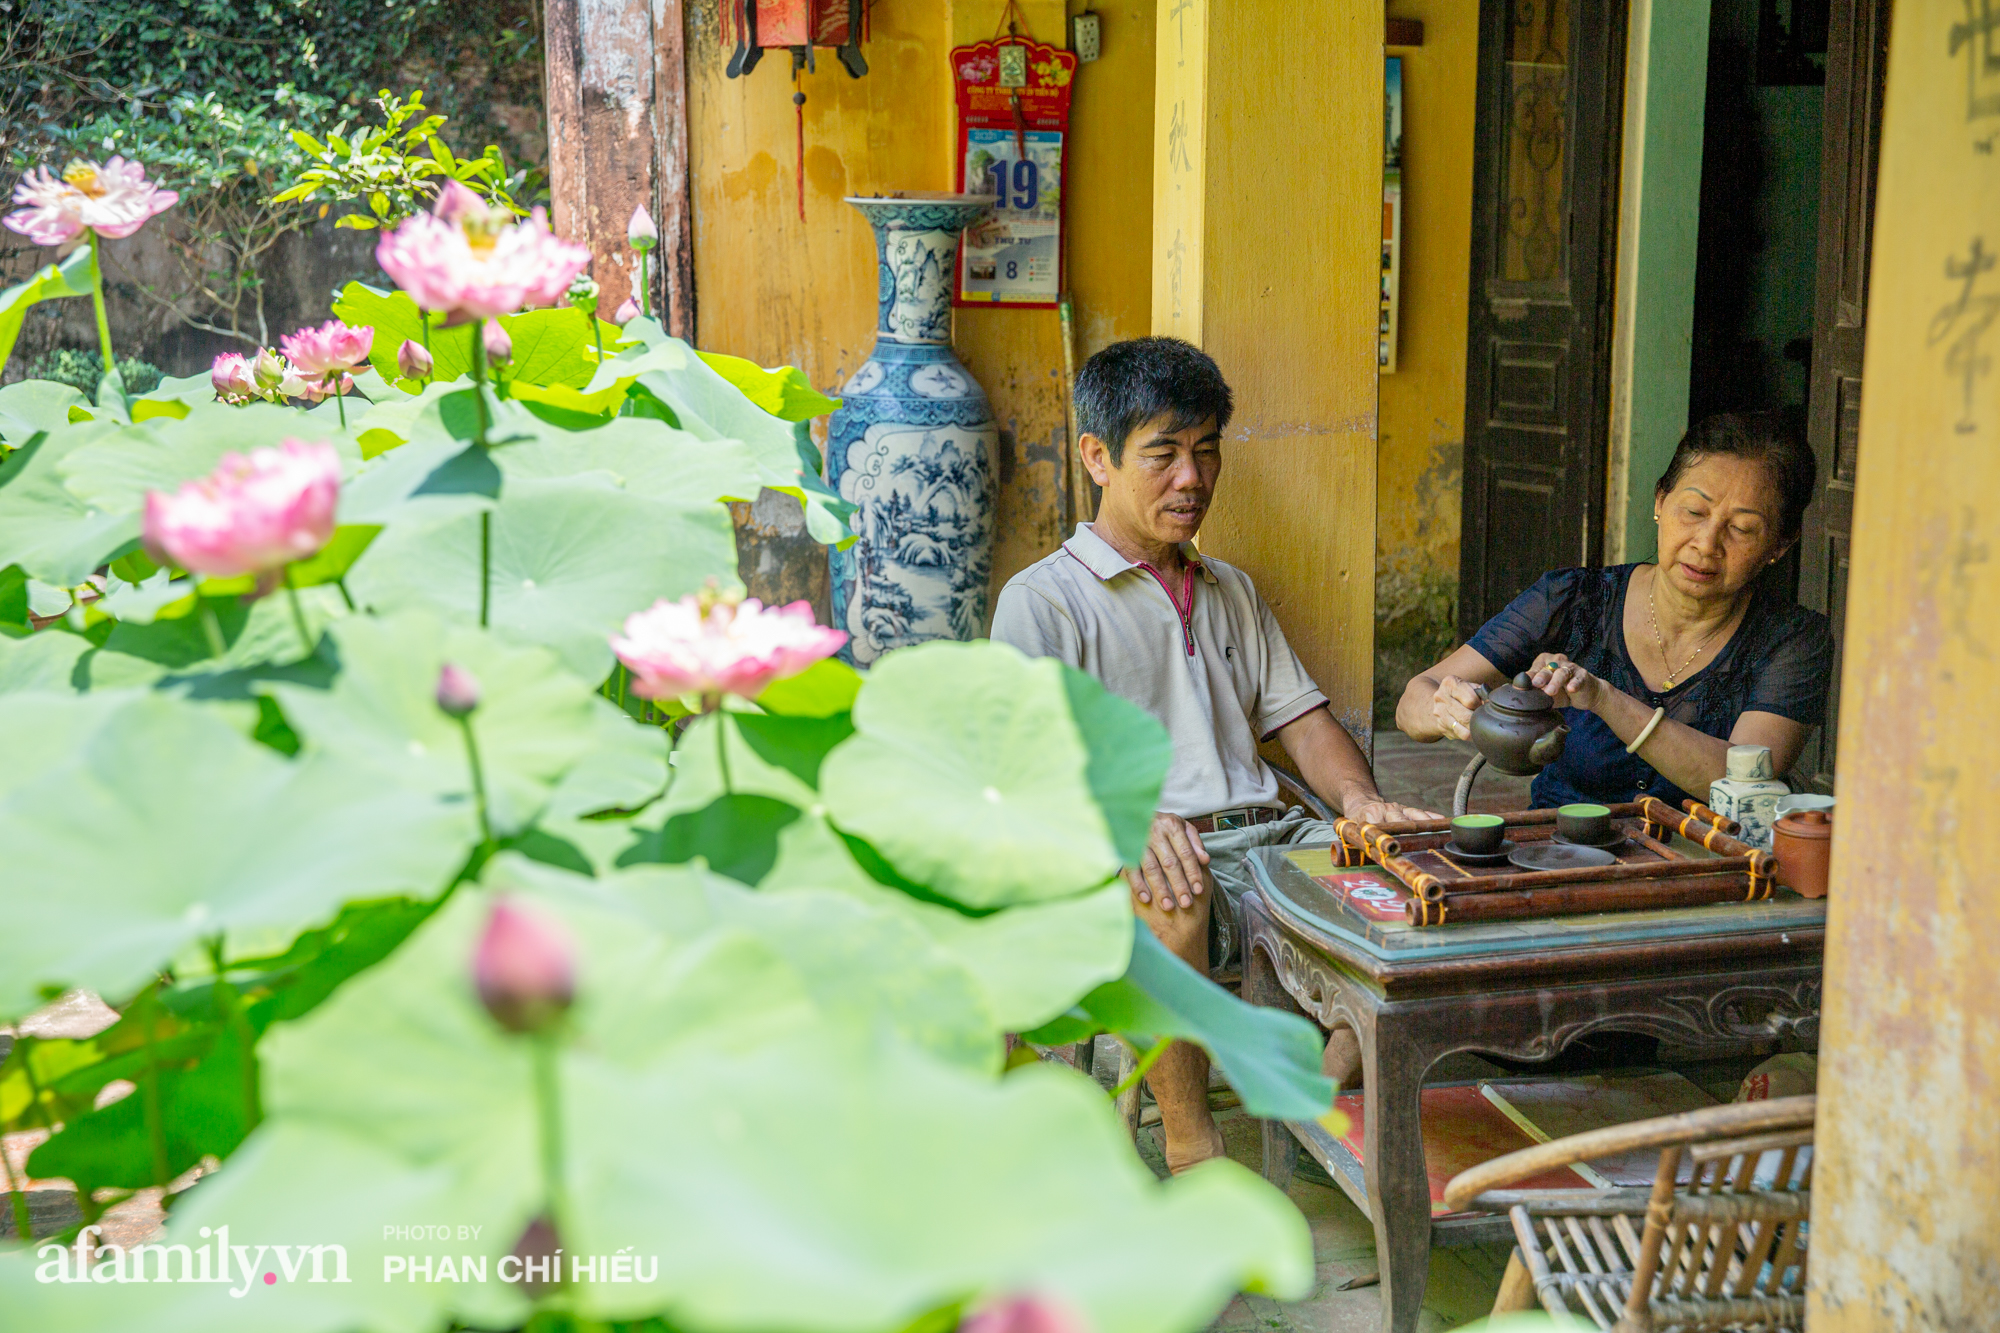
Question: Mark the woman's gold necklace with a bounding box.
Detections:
[1648,576,1726,689]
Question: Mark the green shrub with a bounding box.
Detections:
[23,348,162,396]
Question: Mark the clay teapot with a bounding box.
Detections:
[1469,673,1571,777]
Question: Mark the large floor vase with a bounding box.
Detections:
[828,194,999,666]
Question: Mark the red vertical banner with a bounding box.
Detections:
[951,39,1076,309]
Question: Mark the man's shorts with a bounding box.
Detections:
[1200,806,1338,969]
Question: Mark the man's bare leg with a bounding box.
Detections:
[1134,888,1227,1172]
[1323,1024,1364,1089]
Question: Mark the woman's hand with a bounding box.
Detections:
[1428,675,1487,742]
[1529,653,1607,712]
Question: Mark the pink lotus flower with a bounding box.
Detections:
[4,157,178,246]
[142,439,341,578]
[611,590,847,702]
[211,352,258,402]
[375,181,590,322]
[612,296,640,326]
[279,319,373,377]
[628,204,658,251]
[397,339,433,379]
[436,663,481,717]
[482,321,512,366]
[474,897,575,1034]
[297,373,355,403]
[960,1296,1089,1333]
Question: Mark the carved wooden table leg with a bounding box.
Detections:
[1360,1009,1437,1333]
[1242,903,1303,1189]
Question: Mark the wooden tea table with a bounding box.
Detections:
[1240,842,1826,1333]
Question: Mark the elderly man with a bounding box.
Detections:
[991,337,1432,1172]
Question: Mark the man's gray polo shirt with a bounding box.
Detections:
[990,523,1328,819]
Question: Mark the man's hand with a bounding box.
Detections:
[1127,811,1211,912]
[1341,797,1441,826]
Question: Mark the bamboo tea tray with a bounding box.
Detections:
[1330,797,1778,926]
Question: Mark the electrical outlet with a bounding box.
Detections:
[1070,12,1102,63]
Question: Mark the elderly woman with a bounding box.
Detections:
[1397,414,1834,809]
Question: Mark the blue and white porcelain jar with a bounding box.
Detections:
[827,194,999,666]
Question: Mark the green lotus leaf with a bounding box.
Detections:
[261,612,605,837]
[95,584,346,673]
[0,422,141,586]
[0,691,474,1019]
[755,656,862,717]
[820,641,1169,909]
[0,627,95,693]
[1074,930,1336,1122]
[0,378,85,447]
[0,246,95,376]
[343,474,739,678]
[57,404,363,516]
[494,415,769,506]
[697,350,842,421]
[0,869,1305,1333]
[542,698,669,820]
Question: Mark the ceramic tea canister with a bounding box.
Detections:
[1708,744,1789,850]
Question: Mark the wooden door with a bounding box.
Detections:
[1795,0,1892,789]
[1457,0,1628,639]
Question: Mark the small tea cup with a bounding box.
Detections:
[1557,803,1613,845]
[1451,813,1506,854]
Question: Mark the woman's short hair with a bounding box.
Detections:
[1654,412,1819,541]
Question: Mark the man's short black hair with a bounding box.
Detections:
[1074,336,1234,466]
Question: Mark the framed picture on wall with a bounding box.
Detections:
[1381,55,1403,373]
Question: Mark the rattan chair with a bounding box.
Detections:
[1441,1095,1815,1331]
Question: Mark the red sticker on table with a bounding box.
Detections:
[1312,869,1413,923]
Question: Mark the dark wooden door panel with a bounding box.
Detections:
[1796,0,1891,788]
[1458,0,1627,641]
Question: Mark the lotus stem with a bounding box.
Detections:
[332,378,347,429]
[638,252,651,319]
[455,714,494,847]
[530,1036,571,1251]
[282,565,314,657]
[87,232,115,377]
[1107,1036,1173,1103]
[197,593,227,660]
[206,937,261,1132]
[469,320,492,447]
[138,988,171,1187]
[335,577,356,611]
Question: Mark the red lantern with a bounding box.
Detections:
[725,0,868,79]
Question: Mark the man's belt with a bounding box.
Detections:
[1187,806,1283,834]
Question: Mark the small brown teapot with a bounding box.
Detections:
[1469,673,1571,777]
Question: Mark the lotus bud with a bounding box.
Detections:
[509,1215,561,1296]
[567,274,600,317]
[253,347,287,391]
[436,662,481,717]
[398,338,433,380]
[473,897,574,1034]
[482,321,513,367]
[627,204,658,252]
[960,1296,1091,1333]
[612,295,641,326]
[211,352,257,401]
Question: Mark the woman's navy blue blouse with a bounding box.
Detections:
[1465,565,1835,810]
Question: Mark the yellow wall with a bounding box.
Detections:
[1155,0,1383,739]
[1807,0,2000,1319]
[1375,0,1479,623]
[685,0,1157,605]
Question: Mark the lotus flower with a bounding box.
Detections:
[611,590,847,702]
[3,157,178,246]
[436,663,481,717]
[612,296,640,326]
[482,320,512,366]
[142,439,341,578]
[279,318,373,377]
[375,181,590,322]
[474,898,574,1034]
[296,373,355,403]
[628,203,658,251]
[211,352,257,403]
[960,1297,1089,1333]
[397,338,433,380]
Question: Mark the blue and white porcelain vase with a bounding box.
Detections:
[827,193,999,666]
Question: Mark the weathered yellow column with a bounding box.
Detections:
[1153,0,1382,742]
[1808,0,2000,1323]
